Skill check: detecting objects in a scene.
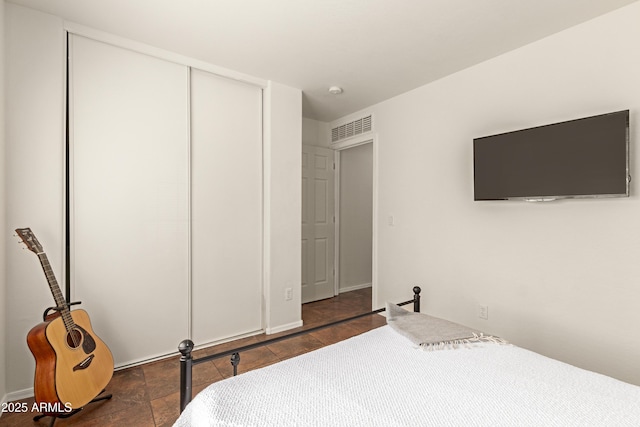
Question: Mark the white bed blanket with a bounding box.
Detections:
[175,325,640,426]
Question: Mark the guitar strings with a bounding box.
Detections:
[39,253,81,348]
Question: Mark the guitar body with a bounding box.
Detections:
[17,227,114,412]
[27,309,114,410]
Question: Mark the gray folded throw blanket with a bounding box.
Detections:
[386,303,507,350]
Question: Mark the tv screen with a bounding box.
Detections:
[473,110,629,201]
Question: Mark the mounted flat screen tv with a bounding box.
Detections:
[473,110,630,201]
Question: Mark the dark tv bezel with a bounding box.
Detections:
[473,110,630,202]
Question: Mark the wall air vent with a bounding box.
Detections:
[331,114,372,143]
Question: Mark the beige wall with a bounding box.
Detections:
[1,0,7,408]
[302,117,330,147]
[264,81,303,332]
[336,1,640,385]
[339,143,373,292]
[4,3,66,398]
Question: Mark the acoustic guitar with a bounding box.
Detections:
[16,228,114,410]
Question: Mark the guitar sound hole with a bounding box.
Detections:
[66,328,84,349]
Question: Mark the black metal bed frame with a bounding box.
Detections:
[177,286,421,413]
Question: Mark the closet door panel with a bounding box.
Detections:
[71,35,189,366]
[191,69,263,344]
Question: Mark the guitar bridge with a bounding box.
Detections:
[73,354,94,371]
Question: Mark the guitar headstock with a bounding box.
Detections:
[15,228,44,254]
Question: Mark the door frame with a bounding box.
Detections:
[331,133,378,306]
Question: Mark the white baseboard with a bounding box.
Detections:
[339,282,372,293]
[4,387,33,403]
[266,320,303,335]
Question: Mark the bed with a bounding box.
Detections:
[174,288,640,426]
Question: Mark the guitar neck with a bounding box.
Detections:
[37,252,75,331]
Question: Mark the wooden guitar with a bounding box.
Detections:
[16,228,114,411]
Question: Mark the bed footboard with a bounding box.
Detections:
[178,286,421,412]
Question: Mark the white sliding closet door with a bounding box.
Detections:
[190,69,263,344]
[70,35,189,366]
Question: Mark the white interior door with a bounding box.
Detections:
[302,145,335,303]
[70,35,190,366]
[190,69,263,344]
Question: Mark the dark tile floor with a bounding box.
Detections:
[0,288,382,426]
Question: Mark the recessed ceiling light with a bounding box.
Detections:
[328,86,343,95]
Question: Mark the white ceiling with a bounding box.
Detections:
[9,0,639,122]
